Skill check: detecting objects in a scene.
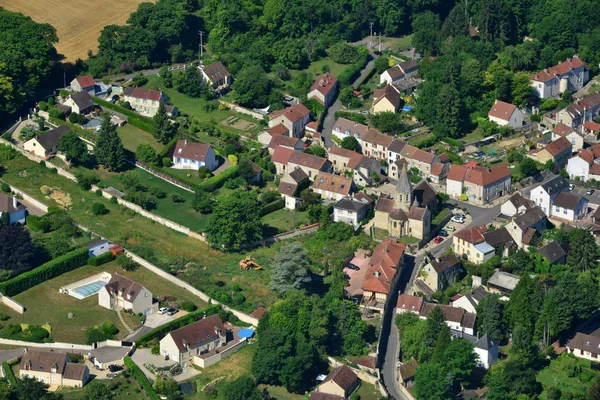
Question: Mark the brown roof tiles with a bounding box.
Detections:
[454,225,487,244]
[488,100,518,121]
[268,104,310,123]
[312,172,354,196]
[545,137,572,157]
[167,314,225,352]
[174,140,213,163]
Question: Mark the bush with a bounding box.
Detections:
[5,325,21,336]
[117,255,138,271]
[101,322,118,335]
[95,189,103,196]
[171,193,185,203]
[162,157,172,167]
[91,202,108,215]
[530,113,542,122]
[124,357,161,400]
[0,313,9,321]
[68,113,80,124]
[180,301,197,312]
[2,362,16,387]
[48,107,64,120]
[0,183,10,193]
[75,172,99,191]
[29,326,50,341]
[0,247,89,296]
[198,165,239,192]
[259,199,285,216]
[338,52,369,86]
[327,42,360,64]
[198,166,211,179]
[89,252,114,267]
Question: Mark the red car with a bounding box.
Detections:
[433,236,444,244]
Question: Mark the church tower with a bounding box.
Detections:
[395,164,412,209]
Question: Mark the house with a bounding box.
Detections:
[453,225,495,264]
[483,227,517,257]
[362,240,406,308]
[272,146,331,179]
[308,73,338,107]
[488,100,524,128]
[423,254,462,292]
[309,393,344,400]
[566,332,600,362]
[552,123,584,152]
[123,88,172,118]
[318,365,359,398]
[529,175,569,215]
[331,117,368,142]
[328,147,381,186]
[380,60,419,85]
[527,137,572,172]
[20,349,89,388]
[371,85,401,114]
[373,166,433,240]
[507,206,547,248]
[446,163,512,206]
[268,135,303,154]
[172,140,218,171]
[396,294,424,315]
[70,75,96,94]
[80,239,110,258]
[539,240,566,265]
[398,358,419,388]
[278,169,309,210]
[551,191,588,222]
[24,125,70,159]
[557,93,600,130]
[258,124,290,147]
[268,104,311,138]
[530,56,589,99]
[419,302,476,335]
[0,193,26,225]
[584,121,600,136]
[62,91,95,115]
[487,271,520,294]
[389,143,440,179]
[474,334,499,369]
[200,61,232,88]
[312,172,356,201]
[451,286,488,314]
[430,162,450,184]
[333,193,373,227]
[566,144,600,181]
[500,193,533,217]
[358,129,394,160]
[98,273,153,315]
[159,315,227,369]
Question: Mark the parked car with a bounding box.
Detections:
[438,230,448,237]
[346,263,360,271]
[166,308,179,316]
[303,139,311,147]
[108,365,123,372]
[587,189,595,195]
[158,307,168,315]
[433,236,444,244]
[569,184,575,191]
[445,226,456,232]
[451,215,465,223]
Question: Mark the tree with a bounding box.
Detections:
[0,225,36,274]
[136,143,157,164]
[192,188,213,214]
[414,363,451,400]
[566,228,598,272]
[95,114,126,171]
[412,12,441,55]
[175,66,212,99]
[206,191,263,249]
[153,103,176,144]
[233,65,273,108]
[511,72,534,107]
[153,377,180,398]
[339,87,355,107]
[82,381,112,400]
[238,159,257,184]
[340,136,359,152]
[221,376,262,400]
[327,42,359,64]
[435,81,463,138]
[519,157,538,177]
[441,4,469,39]
[91,202,108,216]
[270,242,312,293]
[369,112,407,135]
[159,66,173,88]
[58,130,88,166]
[431,323,451,363]
[476,295,506,341]
[374,57,390,73]
[442,339,478,388]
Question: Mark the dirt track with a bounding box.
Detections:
[0,0,150,62]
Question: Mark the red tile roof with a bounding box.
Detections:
[545,137,572,157]
[269,135,300,149]
[250,307,266,319]
[373,85,401,108]
[368,239,406,269]
[488,100,517,121]
[584,121,600,131]
[306,121,319,132]
[431,162,445,176]
[167,314,225,351]
[400,144,436,164]
[553,123,576,137]
[312,172,354,196]
[75,75,95,89]
[267,124,289,136]
[289,151,328,170]
[454,225,487,244]
[328,146,364,168]
[268,103,310,123]
[124,87,163,101]
[359,129,394,147]
[463,164,511,186]
[271,146,294,164]
[309,73,338,97]
[530,57,587,82]
[397,294,424,312]
[447,164,468,181]
[173,140,213,163]
[278,181,298,197]
[321,365,359,393]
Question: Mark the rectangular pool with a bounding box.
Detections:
[72,280,107,298]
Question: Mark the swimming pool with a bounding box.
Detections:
[72,280,107,298]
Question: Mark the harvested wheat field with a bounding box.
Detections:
[0,0,150,61]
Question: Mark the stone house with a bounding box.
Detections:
[24,125,69,159]
[488,100,524,128]
[278,169,309,210]
[70,75,96,94]
[200,61,232,88]
[529,175,569,216]
[530,56,589,99]
[566,144,600,181]
[446,163,512,206]
[123,87,173,118]
[552,123,584,152]
[506,206,547,248]
[98,273,153,315]
[419,302,476,336]
[556,93,600,130]
[308,73,338,107]
[333,193,373,227]
[317,365,359,398]
[361,240,406,307]
[20,349,89,388]
[62,91,95,115]
[331,117,368,142]
[358,129,394,160]
[272,146,331,179]
[311,172,356,201]
[452,225,495,264]
[172,140,218,171]
[371,84,401,114]
[423,254,462,292]
[526,137,572,172]
[268,104,311,138]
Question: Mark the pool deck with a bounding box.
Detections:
[60,272,112,300]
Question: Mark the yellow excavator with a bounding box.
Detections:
[239,257,263,271]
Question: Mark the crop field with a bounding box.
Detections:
[0,0,149,61]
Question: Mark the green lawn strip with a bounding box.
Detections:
[59,372,148,399]
[537,356,599,398]
[124,357,160,400]
[355,381,381,400]
[2,362,17,387]
[117,124,163,152]
[94,97,154,133]
[288,58,347,82]
[261,208,310,234]
[432,208,451,226]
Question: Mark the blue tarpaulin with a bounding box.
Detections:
[238,328,255,339]
[403,105,412,112]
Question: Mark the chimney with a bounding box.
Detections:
[12,196,17,209]
[184,139,187,144]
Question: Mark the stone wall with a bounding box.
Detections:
[193,339,247,368]
[0,295,25,314]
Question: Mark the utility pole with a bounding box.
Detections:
[198,31,204,60]
[379,32,382,53]
[63,72,66,89]
[369,22,374,47]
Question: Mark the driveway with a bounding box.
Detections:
[344,257,368,298]
[131,349,200,383]
[127,310,189,341]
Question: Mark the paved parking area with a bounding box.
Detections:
[570,186,600,207]
[144,310,188,329]
[344,257,368,299]
[131,348,200,382]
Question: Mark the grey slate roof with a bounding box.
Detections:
[475,333,497,350]
[540,176,568,195]
[513,206,546,230]
[539,240,566,264]
[35,125,69,150]
[334,197,369,213]
[396,165,412,195]
[412,180,436,208]
[0,193,26,213]
[429,254,460,274]
[70,91,94,110]
[487,271,520,292]
[483,227,514,247]
[553,192,584,210]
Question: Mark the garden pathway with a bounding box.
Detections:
[117,309,134,334]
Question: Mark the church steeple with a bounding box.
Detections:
[395,164,412,209]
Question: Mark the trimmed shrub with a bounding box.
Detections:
[124,357,161,400]
[0,183,10,193]
[180,301,197,312]
[198,165,239,192]
[75,172,99,191]
[171,193,185,203]
[91,202,108,216]
[89,252,114,267]
[29,326,50,341]
[158,136,178,160]
[0,247,89,296]
[259,199,285,216]
[338,53,369,86]
[2,362,16,387]
[94,97,154,133]
[162,157,172,167]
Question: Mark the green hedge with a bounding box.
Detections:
[198,165,239,192]
[136,305,220,347]
[157,136,178,160]
[0,247,89,296]
[338,53,369,86]
[259,199,285,217]
[2,362,16,387]
[48,117,97,143]
[123,357,160,400]
[94,97,154,133]
[26,215,44,232]
[89,252,114,267]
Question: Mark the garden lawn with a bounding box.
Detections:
[117,124,163,152]
[432,208,451,226]
[261,209,310,234]
[289,57,348,81]
[386,35,413,51]
[355,381,381,400]
[537,356,600,399]
[0,150,280,312]
[59,371,148,399]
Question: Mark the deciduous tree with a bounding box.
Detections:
[58,130,88,166]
